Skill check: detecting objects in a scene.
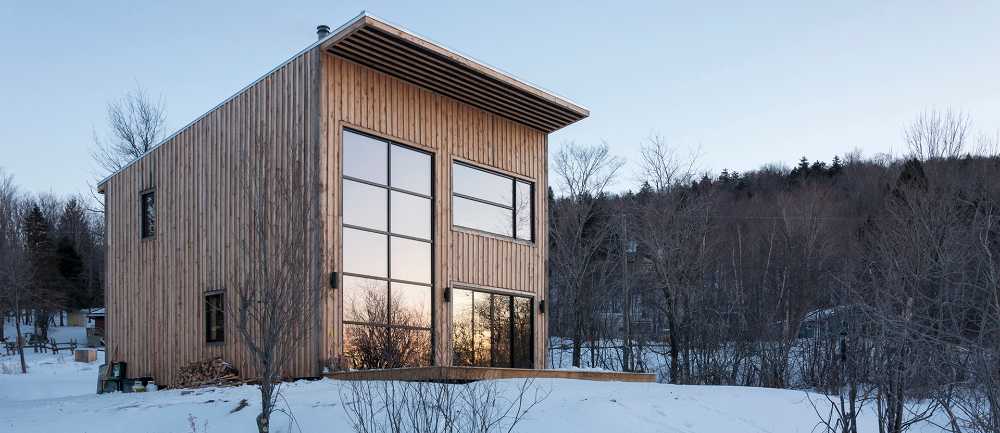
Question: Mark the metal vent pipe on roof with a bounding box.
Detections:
[317,24,331,40]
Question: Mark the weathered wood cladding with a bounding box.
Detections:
[103,49,324,386]
[321,54,549,368]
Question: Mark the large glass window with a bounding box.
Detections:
[451,162,533,241]
[452,288,533,368]
[342,129,433,369]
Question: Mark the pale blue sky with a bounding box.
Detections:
[2,1,999,196]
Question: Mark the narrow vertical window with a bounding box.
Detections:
[514,180,533,241]
[140,191,156,239]
[205,293,224,343]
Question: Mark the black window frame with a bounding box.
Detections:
[341,128,436,369]
[140,189,156,240]
[451,161,534,242]
[205,292,225,343]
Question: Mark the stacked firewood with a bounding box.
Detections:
[174,357,241,388]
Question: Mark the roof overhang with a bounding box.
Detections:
[319,13,589,133]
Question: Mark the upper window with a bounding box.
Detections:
[451,162,533,241]
[140,191,156,239]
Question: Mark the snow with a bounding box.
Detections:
[3,316,86,344]
[1,353,951,433]
[0,350,103,401]
[46,326,87,345]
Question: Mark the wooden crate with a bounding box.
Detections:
[74,348,97,363]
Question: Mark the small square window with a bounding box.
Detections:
[140,191,156,239]
[205,293,224,343]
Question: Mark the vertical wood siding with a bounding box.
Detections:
[103,49,323,386]
[104,48,553,386]
[322,54,550,369]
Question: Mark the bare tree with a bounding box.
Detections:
[90,85,166,212]
[904,109,970,160]
[231,135,315,433]
[631,137,708,383]
[548,141,623,367]
[91,85,167,174]
[638,135,700,193]
[552,141,624,199]
[341,378,549,433]
[0,170,29,373]
[977,130,1000,158]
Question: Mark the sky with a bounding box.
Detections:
[2,1,999,196]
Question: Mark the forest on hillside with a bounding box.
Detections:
[547,110,1000,431]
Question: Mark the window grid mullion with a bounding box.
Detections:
[344,174,432,200]
[510,180,517,239]
[508,295,515,368]
[452,192,513,210]
[386,140,393,328]
[341,272,432,288]
[343,224,432,244]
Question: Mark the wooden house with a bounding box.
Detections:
[97,12,588,386]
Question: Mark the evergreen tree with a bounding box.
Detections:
[790,157,811,179]
[57,198,102,307]
[636,181,654,201]
[22,204,62,337]
[829,156,844,176]
[809,160,828,174]
[55,237,85,310]
[896,158,929,192]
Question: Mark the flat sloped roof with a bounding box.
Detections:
[98,12,587,189]
[320,13,589,133]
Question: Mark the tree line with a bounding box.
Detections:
[548,110,1000,433]
[0,176,105,336]
[0,172,106,374]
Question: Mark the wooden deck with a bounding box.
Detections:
[324,367,657,383]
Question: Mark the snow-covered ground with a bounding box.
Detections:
[3,316,88,345]
[1,348,949,433]
[0,350,103,401]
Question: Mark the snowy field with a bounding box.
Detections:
[3,315,89,346]
[0,349,949,433]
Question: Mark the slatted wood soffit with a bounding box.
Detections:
[321,15,589,133]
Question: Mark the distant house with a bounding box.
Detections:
[97,13,588,386]
[66,309,88,327]
[86,308,105,347]
[797,305,874,340]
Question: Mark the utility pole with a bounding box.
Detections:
[621,212,634,372]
